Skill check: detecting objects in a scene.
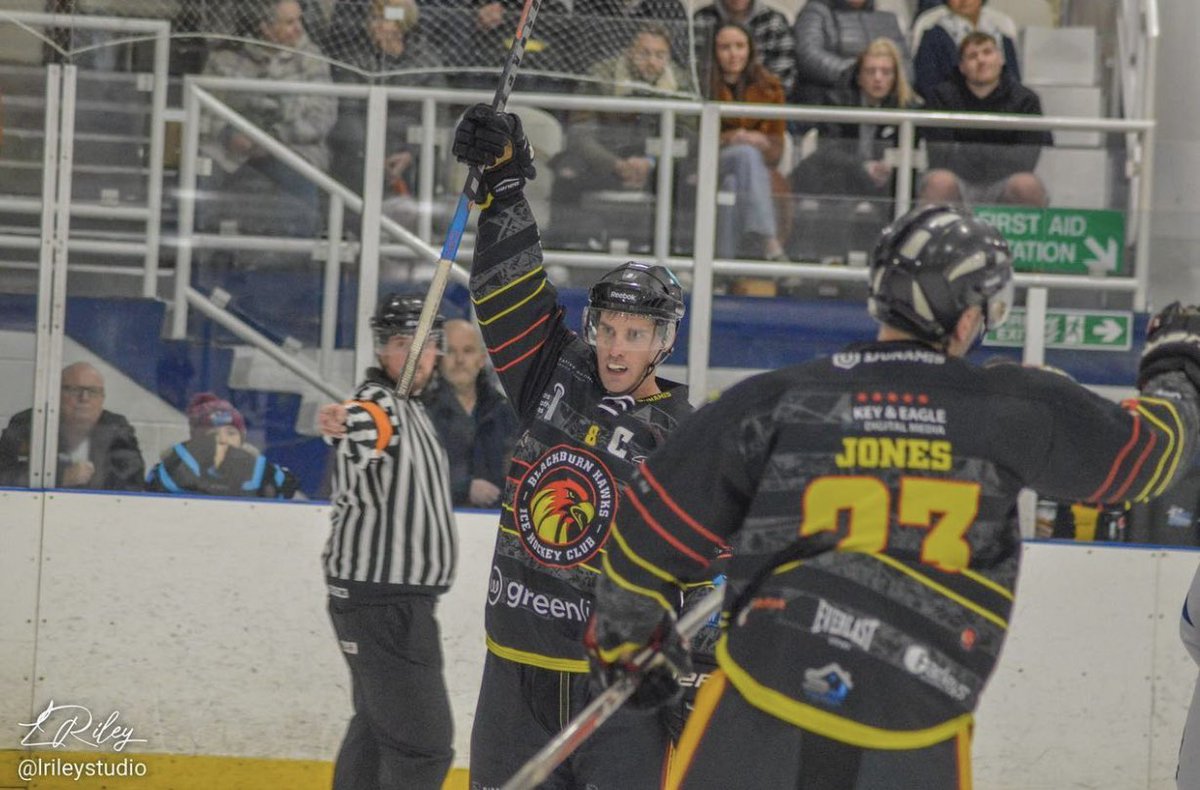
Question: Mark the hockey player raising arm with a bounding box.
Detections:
[586,205,1200,790]
[317,295,457,790]
[451,104,697,789]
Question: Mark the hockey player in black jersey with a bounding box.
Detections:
[452,104,696,789]
[586,204,1200,789]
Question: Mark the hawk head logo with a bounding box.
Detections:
[529,477,596,545]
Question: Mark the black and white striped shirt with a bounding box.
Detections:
[323,369,457,594]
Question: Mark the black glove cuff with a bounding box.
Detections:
[1137,354,1200,393]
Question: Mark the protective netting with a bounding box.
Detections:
[1,0,714,98]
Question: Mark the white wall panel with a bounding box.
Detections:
[6,492,1200,787]
[0,491,43,741]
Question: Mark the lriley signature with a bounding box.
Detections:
[18,700,148,752]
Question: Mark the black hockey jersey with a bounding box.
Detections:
[471,195,693,672]
[597,340,1200,747]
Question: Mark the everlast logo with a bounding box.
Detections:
[811,598,881,652]
[833,437,952,471]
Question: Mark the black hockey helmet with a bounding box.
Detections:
[868,204,1014,343]
[583,261,686,362]
[370,292,444,348]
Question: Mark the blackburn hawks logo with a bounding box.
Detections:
[514,445,616,568]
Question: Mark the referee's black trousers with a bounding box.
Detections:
[329,593,454,790]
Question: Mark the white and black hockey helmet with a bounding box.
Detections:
[370,292,445,350]
[583,261,686,366]
[868,204,1014,344]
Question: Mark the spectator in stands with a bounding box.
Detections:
[695,0,797,97]
[325,0,444,228]
[146,393,299,499]
[422,320,518,508]
[0,362,144,491]
[1034,499,1130,542]
[709,22,789,276]
[791,0,910,106]
[200,0,338,238]
[912,0,1020,101]
[789,38,919,213]
[548,24,691,238]
[918,31,1051,207]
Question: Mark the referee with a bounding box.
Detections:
[317,293,457,790]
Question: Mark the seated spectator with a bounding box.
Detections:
[708,22,790,273]
[1035,499,1130,542]
[199,0,338,238]
[422,320,518,508]
[918,32,1051,208]
[146,393,298,499]
[792,0,910,106]
[790,38,920,210]
[548,24,691,237]
[0,362,144,490]
[912,0,1019,101]
[325,0,444,228]
[695,0,797,97]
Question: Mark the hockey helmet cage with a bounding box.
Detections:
[583,262,686,359]
[370,292,444,348]
[868,204,1014,343]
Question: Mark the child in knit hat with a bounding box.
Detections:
[147,392,298,499]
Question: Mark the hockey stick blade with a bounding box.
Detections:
[394,0,542,397]
[499,587,725,790]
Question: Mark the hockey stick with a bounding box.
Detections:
[499,587,725,790]
[394,0,543,397]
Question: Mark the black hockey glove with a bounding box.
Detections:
[1137,302,1200,392]
[584,608,692,712]
[452,103,536,203]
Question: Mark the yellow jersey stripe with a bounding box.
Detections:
[666,669,729,790]
[959,568,1014,602]
[471,265,543,307]
[485,635,589,673]
[870,554,1008,630]
[476,278,548,327]
[1131,402,1177,501]
[610,523,685,587]
[1139,396,1186,497]
[717,638,974,750]
[601,553,675,613]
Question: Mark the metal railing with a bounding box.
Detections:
[175,78,1156,402]
[0,11,169,297]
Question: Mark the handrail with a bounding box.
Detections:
[0,12,171,297]
[185,287,344,401]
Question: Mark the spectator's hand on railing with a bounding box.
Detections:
[61,460,94,487]
[864,160,892,188]
[469,478,502,508]
[477,1,504,31]
[614,157,653,189]
[317,403,349,439]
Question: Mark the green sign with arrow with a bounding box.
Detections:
[984,308,1132,350]
[973,206,1126,276]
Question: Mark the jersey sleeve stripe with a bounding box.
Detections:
[609,522,685,586]
[639,466,727,549]
[1110,426,1157,501]
[495,338,548,374]
[352,400,393,452]
[1139,396,1187,497]
[601,552,675,612]
[625,485,712,567]
[488,311,550,354]
[472,264,543,307]
[1087,409,1141,502]
[1129,402,1174,500]
[475,278,548,327]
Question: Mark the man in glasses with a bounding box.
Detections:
[0,361,144,490]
